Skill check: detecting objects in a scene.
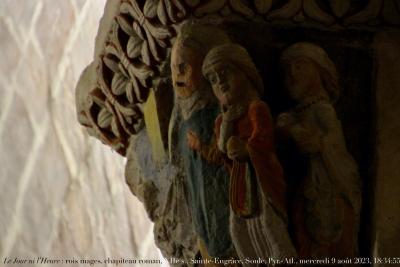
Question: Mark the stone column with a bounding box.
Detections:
[372,29,400,261]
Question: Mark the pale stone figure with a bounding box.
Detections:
[277,42,362,259]
[189,43,297,266]
[168,22,236,264]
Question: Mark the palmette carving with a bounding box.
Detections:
[345,0,382,25]
[266,0,302,20]
[330,0,351,18]
[254,0,272,15]
[302,0,335,25]
[229,0,255,19]
[77,0,175,155]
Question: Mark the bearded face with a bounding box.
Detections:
[170,42,205,99]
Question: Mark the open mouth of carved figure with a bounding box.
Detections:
[175,81,186,88]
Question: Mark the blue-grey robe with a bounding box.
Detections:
[178,103,231,257]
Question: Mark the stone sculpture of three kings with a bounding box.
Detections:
[167,21,361,267]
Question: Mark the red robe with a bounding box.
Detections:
[215,100,287,219]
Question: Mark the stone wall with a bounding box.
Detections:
[0,0,164,265]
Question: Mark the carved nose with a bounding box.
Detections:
[220,84,228,92]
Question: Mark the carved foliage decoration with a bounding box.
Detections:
[82,0,178,155]
[190,0,400,26]
[78,0,400,156]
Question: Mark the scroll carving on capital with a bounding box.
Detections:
[75,0,377,265]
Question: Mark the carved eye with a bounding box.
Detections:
[208,73,217,84]
[218,67,230,81]
[223,66,230,75]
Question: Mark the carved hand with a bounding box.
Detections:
[186,130,201,151]
[223,105,246,121]
[226,136,248,161]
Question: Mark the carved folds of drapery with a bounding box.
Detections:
[76,0,400,157]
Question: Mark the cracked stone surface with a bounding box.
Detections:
[0,0,164,265]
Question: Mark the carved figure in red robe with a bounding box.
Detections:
[188,43,297,265]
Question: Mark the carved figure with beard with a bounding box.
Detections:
[168,22,235,262]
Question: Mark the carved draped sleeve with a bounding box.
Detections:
[244,100,287,218]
